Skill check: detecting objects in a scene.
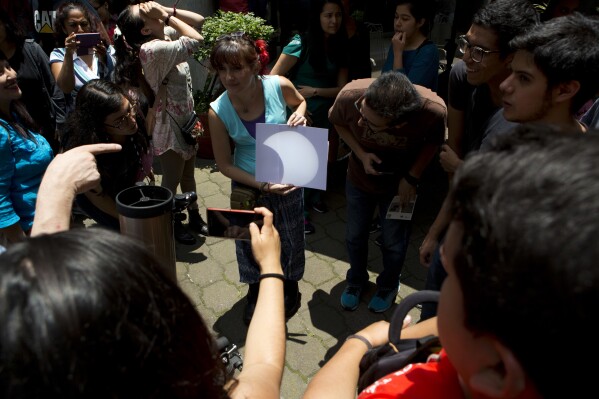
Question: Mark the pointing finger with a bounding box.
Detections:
[74,143,122,155]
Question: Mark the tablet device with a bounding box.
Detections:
[75,33,100,56]
[206,208,264,240]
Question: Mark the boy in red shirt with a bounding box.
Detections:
[304,124,599,398]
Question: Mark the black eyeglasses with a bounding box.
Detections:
[457,35,500,63]
[104,104,136,129]
[354,98,387,133]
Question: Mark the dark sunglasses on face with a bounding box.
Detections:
[67,20,90,29]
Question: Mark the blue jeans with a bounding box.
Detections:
[236,186,305,283]
[420,236,447,321]
[345,179,412,289]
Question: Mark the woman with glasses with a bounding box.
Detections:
[60,79,152,230]
[270,0,349,233]
[382,0,439,91]
[114,1,208,244]
[50,2,114,117]
[0,51,53,245]
[208,32,308,325]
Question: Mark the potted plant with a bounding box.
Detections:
[193,11,274,159]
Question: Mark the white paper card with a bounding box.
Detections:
[255,123,329,190]
[385,196,418,220]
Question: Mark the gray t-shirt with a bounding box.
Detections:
[479,109,519,151]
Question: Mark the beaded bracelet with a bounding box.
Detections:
[259,273,285,282]
[345,334,373,350]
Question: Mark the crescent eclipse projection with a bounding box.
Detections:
[263,130,319,186]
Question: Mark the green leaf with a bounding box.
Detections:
[193,11,274,114]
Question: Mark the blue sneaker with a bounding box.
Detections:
[340,285,363,311]
[368,288,398,313]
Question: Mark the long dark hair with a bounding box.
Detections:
[394,0,436,36]
[113,5,155,107]
[0,8,26,48]
[61,79,148,198]
[0,51,38,139]
[54,2,100,47]
[0,228,229,398]
[304,0,349,74]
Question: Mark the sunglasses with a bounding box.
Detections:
[66,20,90,29]
[104,103,137,129]
[216,31,248,41]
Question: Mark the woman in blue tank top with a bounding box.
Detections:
[208,32,308,325]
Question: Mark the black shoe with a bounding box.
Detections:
[284,280,301,318]
[188,209,209,236]
[304,219,315,234]
[312,200,329,214]
[243,283,260,326]
[174,220,196,245]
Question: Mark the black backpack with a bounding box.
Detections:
[357,290,442,392]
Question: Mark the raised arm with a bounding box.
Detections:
[51,33,78,94]
[303,317,438,398]
[139,1,204,41]
[31,143,121,236]
[229,207,286,399]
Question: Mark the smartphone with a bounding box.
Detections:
[75,32,100,56]
[372,161,396,175]
[206,208,264,241]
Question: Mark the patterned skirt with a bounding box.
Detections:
[236,188,305,283]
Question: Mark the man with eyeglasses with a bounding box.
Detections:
[329,71,446,313]
[440,0,539,171]
[418,0,539,321]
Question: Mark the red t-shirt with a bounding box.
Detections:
[357,350,463,399]
[358,350,542,399]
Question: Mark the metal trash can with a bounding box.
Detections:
[116,185,175,281]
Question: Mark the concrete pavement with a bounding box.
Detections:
[172,156,447,399]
